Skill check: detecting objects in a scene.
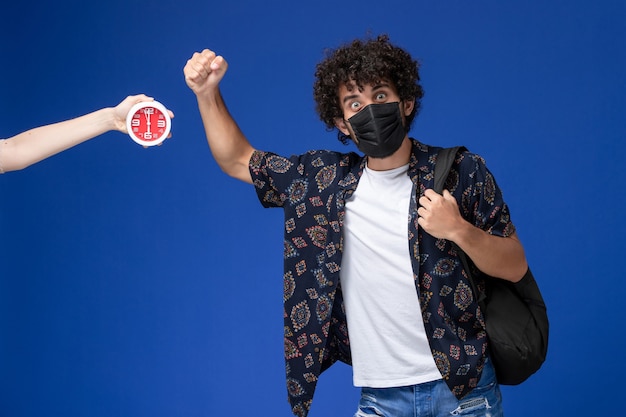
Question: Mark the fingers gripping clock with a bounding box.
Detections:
[126,101,171,146]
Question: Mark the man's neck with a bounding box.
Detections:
[365,137,412,171]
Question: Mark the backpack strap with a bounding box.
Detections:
[433,146,465,194]
[432,146,484,304]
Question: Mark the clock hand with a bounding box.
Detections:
[144,108,153,133]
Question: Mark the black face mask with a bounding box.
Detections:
[347,102,407,158]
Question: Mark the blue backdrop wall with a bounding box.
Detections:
[1,1,625,416]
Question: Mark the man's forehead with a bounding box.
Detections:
[342,78,390,91]
[339,80,394,96]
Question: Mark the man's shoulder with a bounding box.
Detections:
[253,148,363,170]
[301,148,362,163]
[409,139,486,169]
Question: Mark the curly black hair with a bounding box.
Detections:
[313,34,424,144]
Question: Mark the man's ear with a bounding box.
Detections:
[334,117,352,137]
[402,99,415,117]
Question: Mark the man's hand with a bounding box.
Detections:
[419,188,528,282]
[417,189,467,240]
[184,49,228,96]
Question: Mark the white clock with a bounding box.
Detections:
[126,100,171,146]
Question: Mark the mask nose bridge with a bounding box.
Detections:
[347,103,376,129]
[346,104,376,143]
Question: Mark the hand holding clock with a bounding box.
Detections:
[0,94,174,173]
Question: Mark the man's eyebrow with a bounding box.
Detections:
[341,93,359,105]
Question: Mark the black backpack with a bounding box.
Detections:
[433,146,549,385]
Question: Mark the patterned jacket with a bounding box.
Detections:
[249,139,515,417]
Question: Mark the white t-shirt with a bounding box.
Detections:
[341,163,441,388]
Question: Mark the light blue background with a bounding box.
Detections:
[1,1,625,416]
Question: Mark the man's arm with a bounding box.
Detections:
[1,94,172,173]
[417,189,528,282]
[184,49,255,184]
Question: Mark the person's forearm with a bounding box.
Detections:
[3,107,119,172]
[196,90,254,184]
[453,225,528,282]
[183,49,254,182]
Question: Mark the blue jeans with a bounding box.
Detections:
[354,359,503,417]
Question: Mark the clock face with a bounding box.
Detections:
[126,101,171,146]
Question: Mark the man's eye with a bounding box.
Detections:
[350,102,361,110]
[375,93,387,101]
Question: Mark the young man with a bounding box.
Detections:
[184,35,527,417]
[0,95,174,173]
